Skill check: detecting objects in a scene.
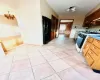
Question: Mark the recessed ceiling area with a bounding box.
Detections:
[46,0,100,16]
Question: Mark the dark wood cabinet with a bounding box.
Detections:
[83,18,91,27]
[83,8,100,27]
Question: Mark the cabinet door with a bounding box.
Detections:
[92,39,100,49]
[83,42,91,56]
[91,57,100,70]
[87,49,98,61]
[85,53,94,66]
[87,37,94,43]
[90,44,100,56]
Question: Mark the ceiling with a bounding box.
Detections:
[0,0,19,15]
[47,0,100,16]
[0,0,19,9]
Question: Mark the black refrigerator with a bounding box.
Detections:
[42,16,51,44]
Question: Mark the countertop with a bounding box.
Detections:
[89,36,100,40]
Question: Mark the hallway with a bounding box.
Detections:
[0,35,100,80]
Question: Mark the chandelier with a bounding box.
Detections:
[4,11,15,20]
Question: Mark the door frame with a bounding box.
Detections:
[51,15,59,40]
[59,19,74,38]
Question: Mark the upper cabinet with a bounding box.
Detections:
[83,8,100,27]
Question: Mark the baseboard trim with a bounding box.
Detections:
[93,69,100,73]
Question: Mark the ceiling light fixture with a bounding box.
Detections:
[4,11,15,20]
[67,6,76,12]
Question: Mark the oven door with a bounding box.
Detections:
[76,34,86,48]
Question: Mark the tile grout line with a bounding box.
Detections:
[8,46,35,80]
[27,50,36,80]
[40,74,58,80]
[49,48,86,65]
[45,49,74,67]
[7,53,15,80]
[38,50,63,80]
[71,65,90,80]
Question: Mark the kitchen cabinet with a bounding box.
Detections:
[83,18,91,27]
[83,41,91,56]
[87,37,94,43]
[83,8,100,27]
[83,37,93,56]
[83,37,100,73]
[85,52,94,66]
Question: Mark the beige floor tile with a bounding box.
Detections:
[13,55,28,61]
[41,74,61,80]
[43,53,59,62]
[58,68,88,80]
[73,65,100,80]
[62,56,83,66]
[49,59,70,72]
[30,56,47,66]
[28,51,41,58]
[9,68,35,80]
[33,63,55,80]
[54,52,69,58]
[11,59,31,72]
[0,74,9,80]
[39,49,53,55]
[0,58,12,74]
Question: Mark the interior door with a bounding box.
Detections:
[66,22,73,37]
[42,16,51,44]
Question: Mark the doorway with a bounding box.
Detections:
[59,24,66,34]
[59,19,74,38]
[51,15,58,40]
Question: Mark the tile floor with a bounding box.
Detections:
[0,34,100,80]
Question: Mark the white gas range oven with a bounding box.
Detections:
[76,32,100,53]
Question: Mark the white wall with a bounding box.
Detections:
[1,0,58,45]
[0,15,20,38]
[40,0,58,19]
[59,15,85,38]
[0,2,20,38]
[17,0,43,45]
